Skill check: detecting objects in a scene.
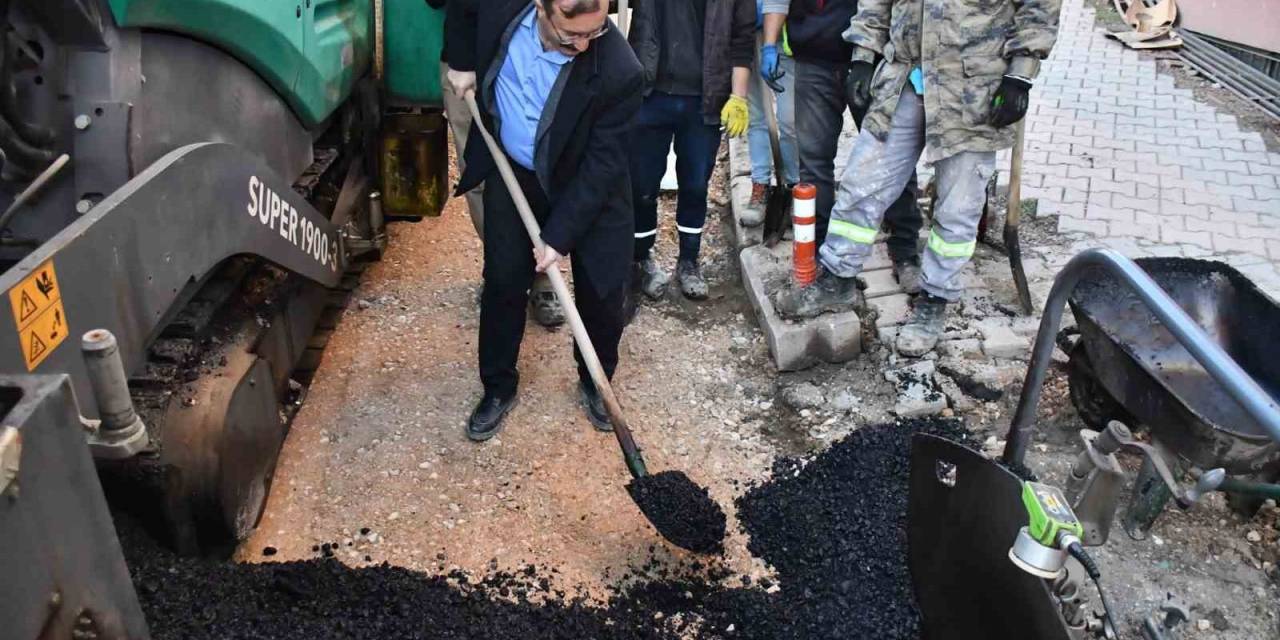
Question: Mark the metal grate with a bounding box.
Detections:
[1177,30,1280,121]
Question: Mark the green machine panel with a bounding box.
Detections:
[108,0,371,128]
[383,0,445,106]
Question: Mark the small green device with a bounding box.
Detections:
[1022,481,1085,546]
[1009,481,1086,579]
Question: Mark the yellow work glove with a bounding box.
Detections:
[720,95,749,138]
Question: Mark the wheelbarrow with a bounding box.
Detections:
[1065,258,1280,473]
[1063,258,1280,524]
[1004,251,1280,543]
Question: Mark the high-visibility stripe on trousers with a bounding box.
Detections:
[818,87,995,301]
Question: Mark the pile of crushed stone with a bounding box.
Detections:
[123,418,972,639]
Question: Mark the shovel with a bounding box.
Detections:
[463,93,726,554]
[760,49,792,247]
[1005,119,1034,315]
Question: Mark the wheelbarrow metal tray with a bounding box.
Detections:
[1068,258,1280,474]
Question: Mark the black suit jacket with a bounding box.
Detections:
[447,0,644,296]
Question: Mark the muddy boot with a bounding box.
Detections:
[892,258,922,295]
[635,257,669,300]
[676,259,709,300]
[773,267,865,320]
[896,294,947,357]
[741,182,768,227]
[529,277,565,328]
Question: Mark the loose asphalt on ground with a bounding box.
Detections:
[123,419,970,639]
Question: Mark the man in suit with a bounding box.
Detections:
[446,0,644,442]
[430,0,565,329]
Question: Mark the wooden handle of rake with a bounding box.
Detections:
[464,92,648,478]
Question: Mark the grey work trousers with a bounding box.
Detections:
[794,58,922,263]
[819,88,995,302]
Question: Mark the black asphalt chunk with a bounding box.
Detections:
[123,418,972,639]
[626,470,727,555]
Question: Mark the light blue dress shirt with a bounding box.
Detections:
[495,8,574,171]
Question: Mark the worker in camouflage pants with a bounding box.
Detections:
[775,0,1061,357]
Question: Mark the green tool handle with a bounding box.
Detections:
[464,92,648,479]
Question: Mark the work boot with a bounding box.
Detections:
[635,257,669,300]
[676,259,709,300]
[896,293,948,357]
[578,381,613,432]
[529,280,565,328]
[892,258,923,295]
[741,182,768,227]
[466,393,519,442]
[773,267,865,320]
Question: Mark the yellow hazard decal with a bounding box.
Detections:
[8,260,67,370]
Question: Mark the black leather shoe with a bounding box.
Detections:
[466,393,518,442]
[578,381,613,432]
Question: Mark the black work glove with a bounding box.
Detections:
[845,60,876,111]
[989,75,1033,128]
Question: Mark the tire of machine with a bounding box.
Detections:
[160,350,284,553]
[1067,341,1131,430]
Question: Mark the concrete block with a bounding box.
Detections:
[937,338,985,361]
[728,136,752,179]
[740,243,862,372]
[981,324,1032,359]
[868,293,913,327]
[727,175,764,249]
[887,361,947,418]
[858,267,904,299]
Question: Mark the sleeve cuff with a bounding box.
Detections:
[851,47,878,64]
[540,227,573,257]
[1007,55,1041,80]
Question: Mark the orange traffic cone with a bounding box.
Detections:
[792,183,818,287]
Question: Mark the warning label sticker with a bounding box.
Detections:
[8,260,67,370]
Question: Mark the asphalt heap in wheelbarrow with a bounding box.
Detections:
[123,418,971,639]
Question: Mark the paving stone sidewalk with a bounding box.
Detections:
[1014,0,1280,297]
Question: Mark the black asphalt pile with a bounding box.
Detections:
[627,470,727,555]
[123,418,972,639]
[727,417,973,638]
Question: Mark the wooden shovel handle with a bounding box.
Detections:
[463,92,647,477]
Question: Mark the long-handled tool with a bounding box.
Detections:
[1005,120,1034,315]
[760,46,792,247]
[464,93,726,554]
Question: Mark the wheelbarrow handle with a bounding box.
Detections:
[1003,249,1280,466]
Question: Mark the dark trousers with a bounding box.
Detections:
[630,92,722,263]
[795,58,923,264]
[479,163,627,399]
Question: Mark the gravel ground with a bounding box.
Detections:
[114,137,1277,638]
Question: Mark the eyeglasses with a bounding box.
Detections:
[540,6,610,46]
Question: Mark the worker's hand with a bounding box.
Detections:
[759,44,785,93]
[720,95,749,138]
[446,68,477,99]
[989,75,1033,128]
[533,245,564,273]
[844,60,876,110]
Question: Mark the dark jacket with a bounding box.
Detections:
[448,0,645,296]
[787,0,858,64]
[628,0,755,125]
